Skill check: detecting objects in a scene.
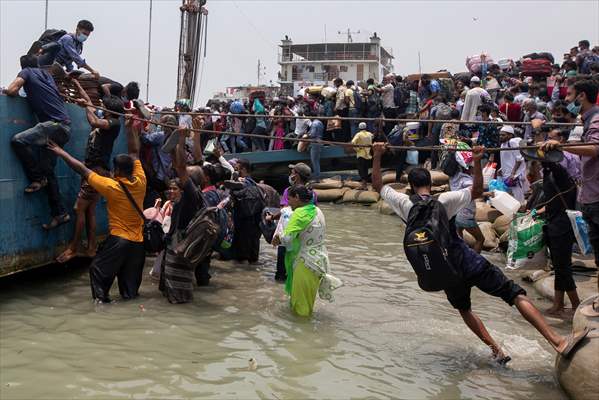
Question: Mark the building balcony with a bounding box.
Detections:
[279,51,379,63]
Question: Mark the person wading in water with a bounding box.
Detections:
[371,142,591,363]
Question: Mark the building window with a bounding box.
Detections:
[340,66,348,72]
[306,65,315,72]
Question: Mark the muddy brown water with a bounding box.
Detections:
[0,204,569,399]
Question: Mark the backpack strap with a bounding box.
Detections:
[117,180,146,221]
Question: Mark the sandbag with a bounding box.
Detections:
[475,202,502,223]
[382,171,397,184]
[499,230,509,244]
[343,180,365,189]
[462,231,476,248]
[357,190,380,204]
[479,221,499,250]
[462,222,499,250]
[312,178,343,189]
[493,214,512,236]
[340,189,380,204]
[556,329,599,400]
[314,188,347,202]
[430,170,449,186]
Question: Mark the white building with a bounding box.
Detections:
[277,33,394,95]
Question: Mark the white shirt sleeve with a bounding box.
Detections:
[438,188,472,219]
[380,185,412,222]
[218,156,235,174]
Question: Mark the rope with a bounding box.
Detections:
[153,110,582,127]
[65,94,593,153]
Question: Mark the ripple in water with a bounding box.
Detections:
[0,204,568,399]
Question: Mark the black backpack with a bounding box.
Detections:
[232,185,266,218]
[39,29,67,45]
[403,195,461,291]
[440,150,460,177]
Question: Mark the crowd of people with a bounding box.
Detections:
[1,20,598,362]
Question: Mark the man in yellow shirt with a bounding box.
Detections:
[48,116,147,303]
[351,122,374,189]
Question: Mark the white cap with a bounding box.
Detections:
[470,76,481,83]
[359,122,367,130]
[500,125,515,135]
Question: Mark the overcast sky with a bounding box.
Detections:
[2,0,598,107]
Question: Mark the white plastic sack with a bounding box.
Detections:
[566,210,593,255]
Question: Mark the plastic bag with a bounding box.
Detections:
[506,213,547,270]
[566,210,593,255]
[406,150,419,165]
[483,163,497,188]
[489,178,508,193]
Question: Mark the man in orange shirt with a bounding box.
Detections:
[48,116,147,303]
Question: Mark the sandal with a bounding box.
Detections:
[42,214,71,230]
[24,179,47,193]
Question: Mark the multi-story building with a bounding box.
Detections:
[277,33,394,95]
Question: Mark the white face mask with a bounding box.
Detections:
[288,175,296,185]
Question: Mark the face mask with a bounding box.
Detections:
[288,175,296,185]
[567,99,581,115]
[76,33,88,43]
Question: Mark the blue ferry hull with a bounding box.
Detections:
[0,95,127,277]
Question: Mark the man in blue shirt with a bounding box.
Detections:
[4,55,72,230]
[55,20,99,79]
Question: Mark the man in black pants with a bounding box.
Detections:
[5,54,71,230]
[532,128,580,316]
[48,115,147,303]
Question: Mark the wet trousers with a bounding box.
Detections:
[89,235,145,302]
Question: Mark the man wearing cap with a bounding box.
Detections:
[499,125,527,203]
[351,122,374,188]
[461,76,491,122]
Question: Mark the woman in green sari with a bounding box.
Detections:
[272,185,341,317]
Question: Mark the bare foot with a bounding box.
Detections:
[544,305,564,317]
[56,247,77,263]
[491,348,511,366]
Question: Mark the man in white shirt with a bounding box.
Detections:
[370,142,587,363]
[461,76,490,122]
[499,125,528,203]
